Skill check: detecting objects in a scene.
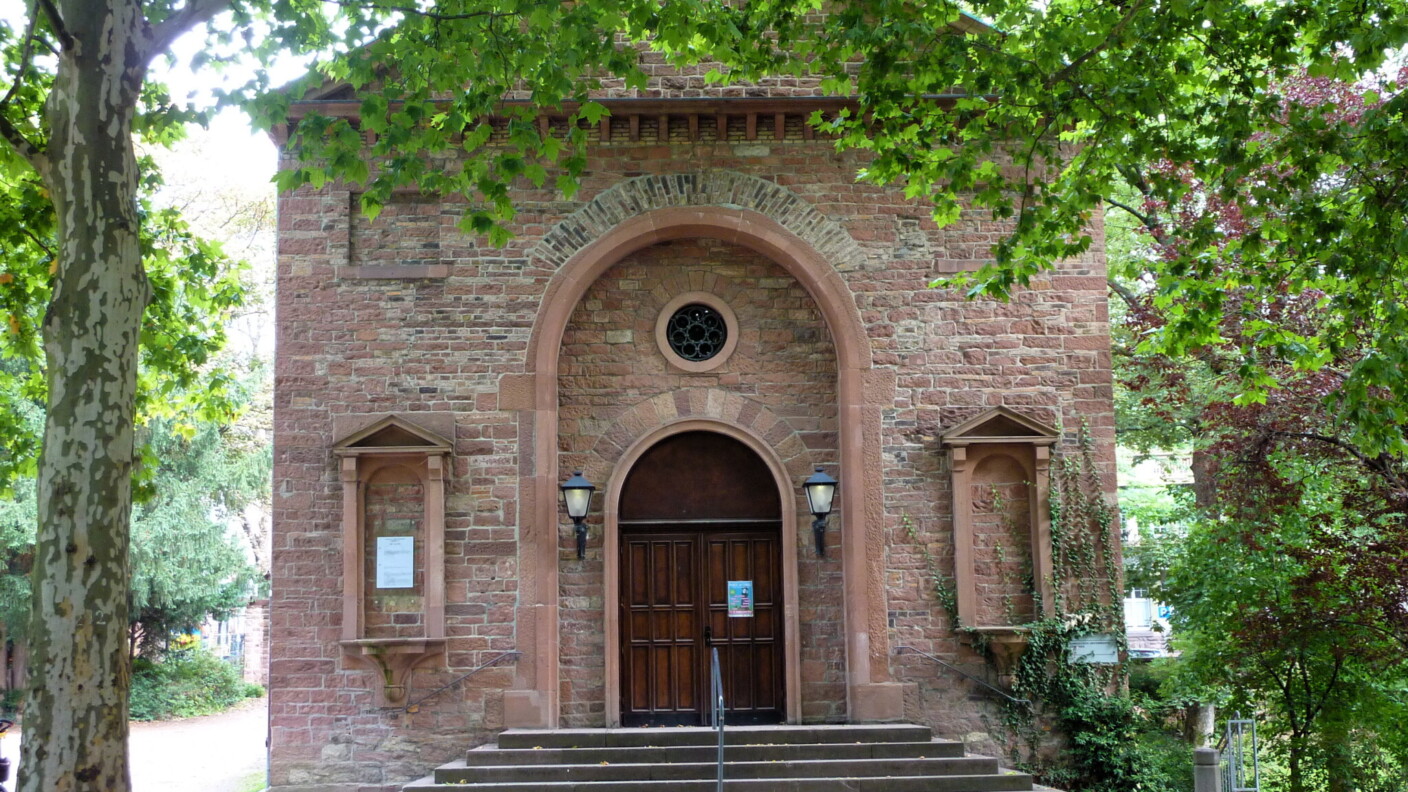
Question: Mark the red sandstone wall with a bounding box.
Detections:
[270,125,1114,790]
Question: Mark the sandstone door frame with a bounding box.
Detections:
[505,203,903,728]
[605,419,800,726]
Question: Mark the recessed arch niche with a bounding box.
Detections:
[332,415,452,706]
[505,199,904,730]
[940,407,1059,673]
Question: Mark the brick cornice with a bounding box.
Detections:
[286,95,864,123]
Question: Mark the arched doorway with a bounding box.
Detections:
[617,430,785,726]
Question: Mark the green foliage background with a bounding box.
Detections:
[129,646,264,721]
[0,366,269,725]
[0,369,269,657]
[1156,451,1408,792]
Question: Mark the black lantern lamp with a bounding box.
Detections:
[560,470,596,559]
[803,466,838,557]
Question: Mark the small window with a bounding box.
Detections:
[666,303,728,362]
[654,291,739,373]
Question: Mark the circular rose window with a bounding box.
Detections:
[666,304,727,362]
[655,292,739,373]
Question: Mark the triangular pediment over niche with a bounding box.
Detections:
[940,407,1059,446]
[332,414,453,455]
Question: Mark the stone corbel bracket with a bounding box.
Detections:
[341,637,448,707]
[966,626,1031,684]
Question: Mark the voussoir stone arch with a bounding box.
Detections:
[529,172,868,274]
[586,389,812,477]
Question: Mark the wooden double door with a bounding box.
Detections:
[619,523,784,726]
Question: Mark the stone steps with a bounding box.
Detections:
[494,724,940,749]
[461,740,965,767]
[403,724,1035,791]
[406,776,1034,791]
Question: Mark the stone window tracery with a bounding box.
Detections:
[654,291,740,373]
[666,303,728,361]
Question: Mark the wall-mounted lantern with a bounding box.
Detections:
[560,470,596,559]
[803,466,837,557]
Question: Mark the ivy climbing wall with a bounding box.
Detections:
[971,454,1036,627]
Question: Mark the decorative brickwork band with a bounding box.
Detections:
[529,172,868,273]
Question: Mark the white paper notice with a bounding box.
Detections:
[376,536,415,589]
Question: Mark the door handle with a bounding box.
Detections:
[703,625,713,645]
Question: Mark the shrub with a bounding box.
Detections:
[0,687,21,716]
[129,647,259,721]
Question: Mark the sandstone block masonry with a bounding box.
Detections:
[271,113,1115,791]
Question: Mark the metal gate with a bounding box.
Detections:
[1220,713,1260,792]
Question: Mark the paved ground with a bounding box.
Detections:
[0,697,268,792]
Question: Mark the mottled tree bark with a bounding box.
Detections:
[18,4,150,790]
[1184,702,1216,747]
[0,2,232,788]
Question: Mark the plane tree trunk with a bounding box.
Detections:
[0,1,228,787]
[18,2,150,790]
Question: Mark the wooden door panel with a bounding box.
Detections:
[629,645,649,710]
[621,533,702,725]
[627,542,650,604]
[729,644,758,709]
[703,532,783,724]
[621,526,783,726]
[675,645,696,710]
[619,432,782,522]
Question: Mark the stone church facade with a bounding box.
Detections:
[269,76,1116,791]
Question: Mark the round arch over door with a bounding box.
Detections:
[616,431,785,726]
[603,420,801,727]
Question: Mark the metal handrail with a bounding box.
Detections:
[392,650,521,713]
[710,646,725,792]
[894,645,1032,708]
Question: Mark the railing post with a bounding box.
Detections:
[712,647,724,792]
[1195,747,1222,792]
